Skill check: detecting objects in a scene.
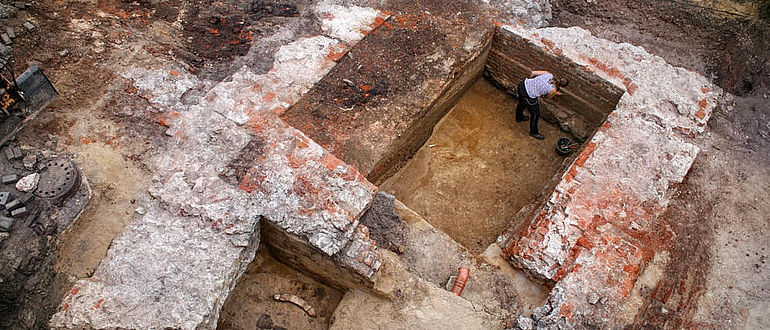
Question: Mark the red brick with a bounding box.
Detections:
[574,142,597,167]
[541,37,555,49]
[576,236,594,249]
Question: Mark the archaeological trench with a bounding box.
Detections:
[0,0,767,329]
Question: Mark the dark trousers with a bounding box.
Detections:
[515,81,540,135]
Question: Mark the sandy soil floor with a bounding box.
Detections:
[218,247,344,330]
[381,78,573,254]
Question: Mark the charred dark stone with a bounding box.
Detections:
[358,192,408,254]
[220,138,266,186]
[248,1,300,19]
[256,313,274,329]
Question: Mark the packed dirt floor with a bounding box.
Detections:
[381,79,573,254]
[0,0,766,328]
[551,0,770,328]
[217,246,344,330]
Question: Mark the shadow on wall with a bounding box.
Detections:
[760,0,770,20]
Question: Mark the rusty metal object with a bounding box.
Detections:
[0,64,59,148]
[273,294,316,317]
[34,158,80,199]
[451,267,470,296]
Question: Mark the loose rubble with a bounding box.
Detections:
[14,172,38,192]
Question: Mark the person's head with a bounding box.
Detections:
[549,77,569,90]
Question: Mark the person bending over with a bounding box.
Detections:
[515,70,569,140]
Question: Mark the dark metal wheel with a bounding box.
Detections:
[33,158,80,199]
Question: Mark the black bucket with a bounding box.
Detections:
[555,138,577,156]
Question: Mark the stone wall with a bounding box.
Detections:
[496,25,722,327]
[50,4,389,329]
[262,219,381,293]
[485,26,624,140]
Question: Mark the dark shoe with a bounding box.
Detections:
[515,115,530,122]
[529,133,545,140]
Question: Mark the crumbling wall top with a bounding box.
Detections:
[499,24,725,326]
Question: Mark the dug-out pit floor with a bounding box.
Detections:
[381,79,568,254]
[218,247,344,330]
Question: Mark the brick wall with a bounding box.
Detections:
[485,26,624,140]
[262,220,381,293]
[491,25,721,326]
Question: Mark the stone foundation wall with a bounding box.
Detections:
[485,26,624,140]
[262,219,381,293]
[496,25,722,327]
[50,5,390,329]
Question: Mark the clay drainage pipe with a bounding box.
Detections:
[451,267,470,296]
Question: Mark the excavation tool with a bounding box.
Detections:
[0,58,58,147]
[555,137,580,156]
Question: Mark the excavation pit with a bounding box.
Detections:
[285,24,624,256]
[218,246,344,330]
[270,22,626,321]
[42,1,728,326]
[380,78,576,254]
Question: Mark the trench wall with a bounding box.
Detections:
[262,220,381,294]
[367,40,491,184]
[495,25,721,326]
[282,14,495,186]
[485,26,624,140]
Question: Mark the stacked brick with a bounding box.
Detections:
[485,25,624,140]
[497,25,723,326]
[338,224,382,280]
[51,5,389,329]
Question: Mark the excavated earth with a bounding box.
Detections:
[380,79,572,254]
[0,0,766,329]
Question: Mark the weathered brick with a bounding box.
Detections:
[51,5,390,329]
[498,25,722,325]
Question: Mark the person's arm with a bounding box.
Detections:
[530,70,550,78]
[545,88,562,99]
